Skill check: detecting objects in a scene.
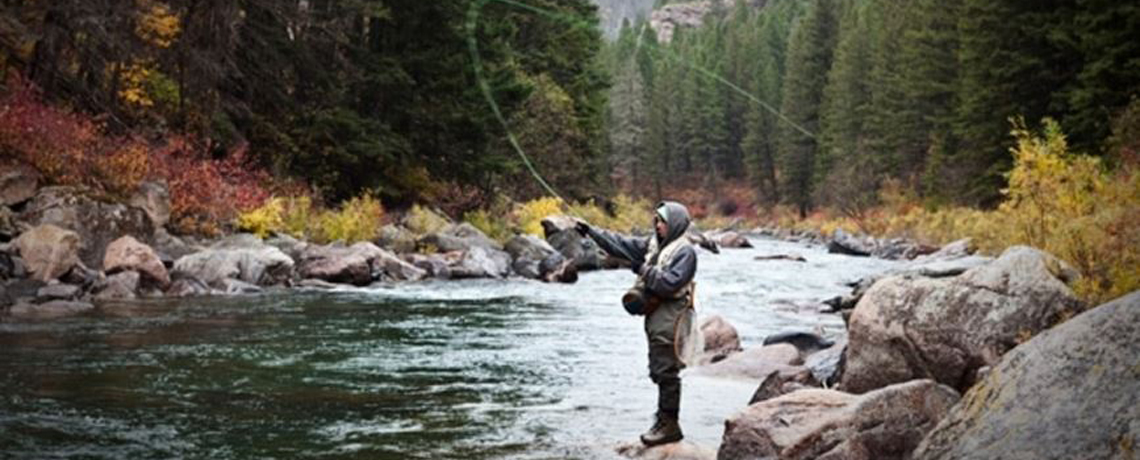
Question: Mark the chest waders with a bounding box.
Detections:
[640,237,696,423]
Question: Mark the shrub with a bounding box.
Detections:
[515,196,564,236]
[314,194,384,244]
[236,197,285,239]
[404,204,451,235]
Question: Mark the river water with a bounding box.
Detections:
[0,237,899,459]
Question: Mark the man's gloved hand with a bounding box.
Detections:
[631,261,642,275]
[574,220,591,237]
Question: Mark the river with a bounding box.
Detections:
[0,237,900,459]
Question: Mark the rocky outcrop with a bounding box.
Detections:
[748,367,818,404]
[504,234,576,282]
[827,228,875,257]
[298,242,425,285]
[376,224,417,254]
[13,224,81,282]
[448,246,512,279]
[418,223,502,253]
[913,290,1140,460]
[650,1,715,43]
[840,246,1084,394]
[103,236,170,289]
[18,186,155,269]
[719,380,960,460]
[804,338,846,387]
[171,236,294,288]
[699,315,741,364]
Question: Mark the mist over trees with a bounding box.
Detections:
[603,0,1140,212]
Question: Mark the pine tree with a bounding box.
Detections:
[1065,0,1140,153]
[776,0,837,216]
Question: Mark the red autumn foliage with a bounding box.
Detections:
[0,74,285,236]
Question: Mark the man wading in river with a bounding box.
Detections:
[575,201,697,446]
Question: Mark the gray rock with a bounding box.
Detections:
[371,249,427,282]
[13,224,81,282]
[418,222,502,253]
[152,229,203,265]
[539,215,578,237]
[0,283,11,310]
[763,331,835,355]
[699,315,741,364]
[841,246,1084,394]
[10,299,95,319]
[5,278,45,300]
[720,380,960,460]
[93,271,140,300]
[546,228,606,271]
[165,276,212,297]
[505,234,559,279]
[708,230,752,249]
[298,243,378,286]
[0,251,17,279]
[18,186,155,269]
[913,290,1140,460]
[296,278,342,290]
[0,161,40,206]
[0,205,15,241]
[265,234,308,262]
[376,224,417,254]
[172,241,293,287]
[827,228,875,256]
[403,253,451,279]
[804,339,847,387]
[754,253,807,262]
[35,283,82,302]
[129,181,171,229]
[448,246,511,279]
[539,255,577,283]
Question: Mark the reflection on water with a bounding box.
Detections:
[0,237,899,459]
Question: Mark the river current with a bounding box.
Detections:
[0,237,899,459]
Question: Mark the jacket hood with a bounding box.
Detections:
[656,201,691,246]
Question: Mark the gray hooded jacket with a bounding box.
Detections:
[586,201,697,299]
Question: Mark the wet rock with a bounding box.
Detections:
[165,276,212,297]
[215,278,262,295]
[686,230,720,254]
[699,315,741,364]
[749,367,819,404]
[265,234,308,262]
[19,186,155,269]
[5,278,45,300]
[35,283,82,303]
[152,229,202,265]
[762,331,835,356]
[841,246,1084,394]
[754,253,806,262]
[129,181,171,229]
[371,248,427,282]
[13,224,81,282]
[104,235,170,289]
[872,238,939,260]
[9,299,95,319]
[827,228,875,256]
[60,262,101,291]
[804,338,847,387]
[403,253,451,279]
[540,256,578,283]
[720,380,960,460]
[0,250,18,279]
[616,440,715,460]
[913,290,1140,460]
[93,270,140,300]
[505,234,560,279]
[693,343,802,380]
[448,246,511,279]
[708,231,752,249]
[547,228,607,271]
[172,238,293,288]
[540,215,578,236]
[376,224,417,254]
[296,278,342,290]
[0,161,40,206]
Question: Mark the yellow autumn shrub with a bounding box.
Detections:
[515,196,564,236]
[405,204,450,235]
[236,197,284,238]
[315,194,384,244]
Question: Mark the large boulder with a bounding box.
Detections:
[13,224,81,282]
[719,380,961,460]
[841,246,1084,394]
[448,246,512,279]
[129,181,171,229]
[418,223,502,253]
[0,161,40,206]
[913,290,1140,460]
[152,229,203,266]
[103,235,170,288]
[18,186,155,269]
[505,234,572,282]
[693,343,802,381]
[699,315,742,364]
[93,270,140,300]
[827,228,875,256]
[298,243,379,286]
[547,228,607,271]
[376,224,417,254]
[299,242,424,285]
[748,367,819,405]
[172,238,293,288]
[34,283,82,303]
[403,253,451,279]
[804,338,847,387]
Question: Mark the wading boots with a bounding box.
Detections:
[640,413,683,446]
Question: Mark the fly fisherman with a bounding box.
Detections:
[575,201,697,446]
